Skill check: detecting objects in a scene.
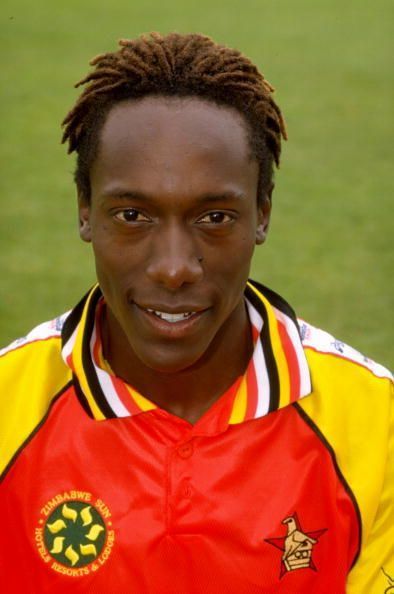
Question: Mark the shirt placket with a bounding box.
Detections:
[165,428,199,533]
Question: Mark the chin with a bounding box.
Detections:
[136,347,204,375]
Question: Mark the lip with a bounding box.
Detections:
[133,303,209,338]
[135,302,208,315]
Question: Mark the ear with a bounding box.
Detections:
[255,187,273,245]
[77,192,92,243]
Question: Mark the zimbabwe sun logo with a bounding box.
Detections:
[35,491,115,577]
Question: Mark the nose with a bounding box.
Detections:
[146,222,204,289]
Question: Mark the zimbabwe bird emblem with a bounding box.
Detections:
[265,512,327,578]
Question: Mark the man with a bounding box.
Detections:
[0,33,392,593]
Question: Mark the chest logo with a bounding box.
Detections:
[35,491,115,577]
[265,513,326,578]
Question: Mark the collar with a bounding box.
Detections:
[61,280,312,423]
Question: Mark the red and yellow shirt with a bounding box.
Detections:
[0,280,392,593]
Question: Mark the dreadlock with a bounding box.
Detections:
[62,32,287,203]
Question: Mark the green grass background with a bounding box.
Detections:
[1,0,393,367]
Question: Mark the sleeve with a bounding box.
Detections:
[346,380,394,594]
[0,338,71,477]
[301,343,393,594]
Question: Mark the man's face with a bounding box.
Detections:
[79,97,270,373]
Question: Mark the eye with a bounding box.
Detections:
[197,211,234,224]
[114,209,151,223]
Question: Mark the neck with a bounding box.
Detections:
[102,301,253,424]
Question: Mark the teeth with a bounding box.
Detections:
[146,309,195,323]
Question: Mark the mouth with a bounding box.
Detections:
[134,302,208,336]
[145,309,197,323]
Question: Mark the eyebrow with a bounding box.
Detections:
[100,188,246,203]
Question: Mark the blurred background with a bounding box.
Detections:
[1,0,393,367]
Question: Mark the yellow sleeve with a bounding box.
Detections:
[346,381,394,593]
[299,349,393,593]
[0,338,72,476]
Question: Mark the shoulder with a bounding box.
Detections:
[0,312,68,359]
[298,318,392,382]
[0,313,73,477]
[0,313,72,392]
[297,318,392,461]
[0,310,73,396]
[296,321,393,591]
[297,319,392,463]
[296,319,392,564]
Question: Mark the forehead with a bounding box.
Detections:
[91,97,258,198]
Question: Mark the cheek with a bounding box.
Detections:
[228,232,256,263]
[90,237,135,298]
[229,236,256,282]
[91,227,134,270]
[207,235,255,288]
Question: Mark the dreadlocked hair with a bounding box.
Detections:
[62,32,287,203]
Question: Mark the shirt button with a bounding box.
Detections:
[177,442,194,459]
[182,483,192,498]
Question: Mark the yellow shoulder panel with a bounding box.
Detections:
[299,349,393,593]
[0,338,72,476]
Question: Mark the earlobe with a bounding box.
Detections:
[78,198,92,243]
[255,194,272,245]
[255,223,268,245]
[79,217,92,242]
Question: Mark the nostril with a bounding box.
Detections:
[146,255,204,289]
[146,227,204,288]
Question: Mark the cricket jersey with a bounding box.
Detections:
[0,280,392,593]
